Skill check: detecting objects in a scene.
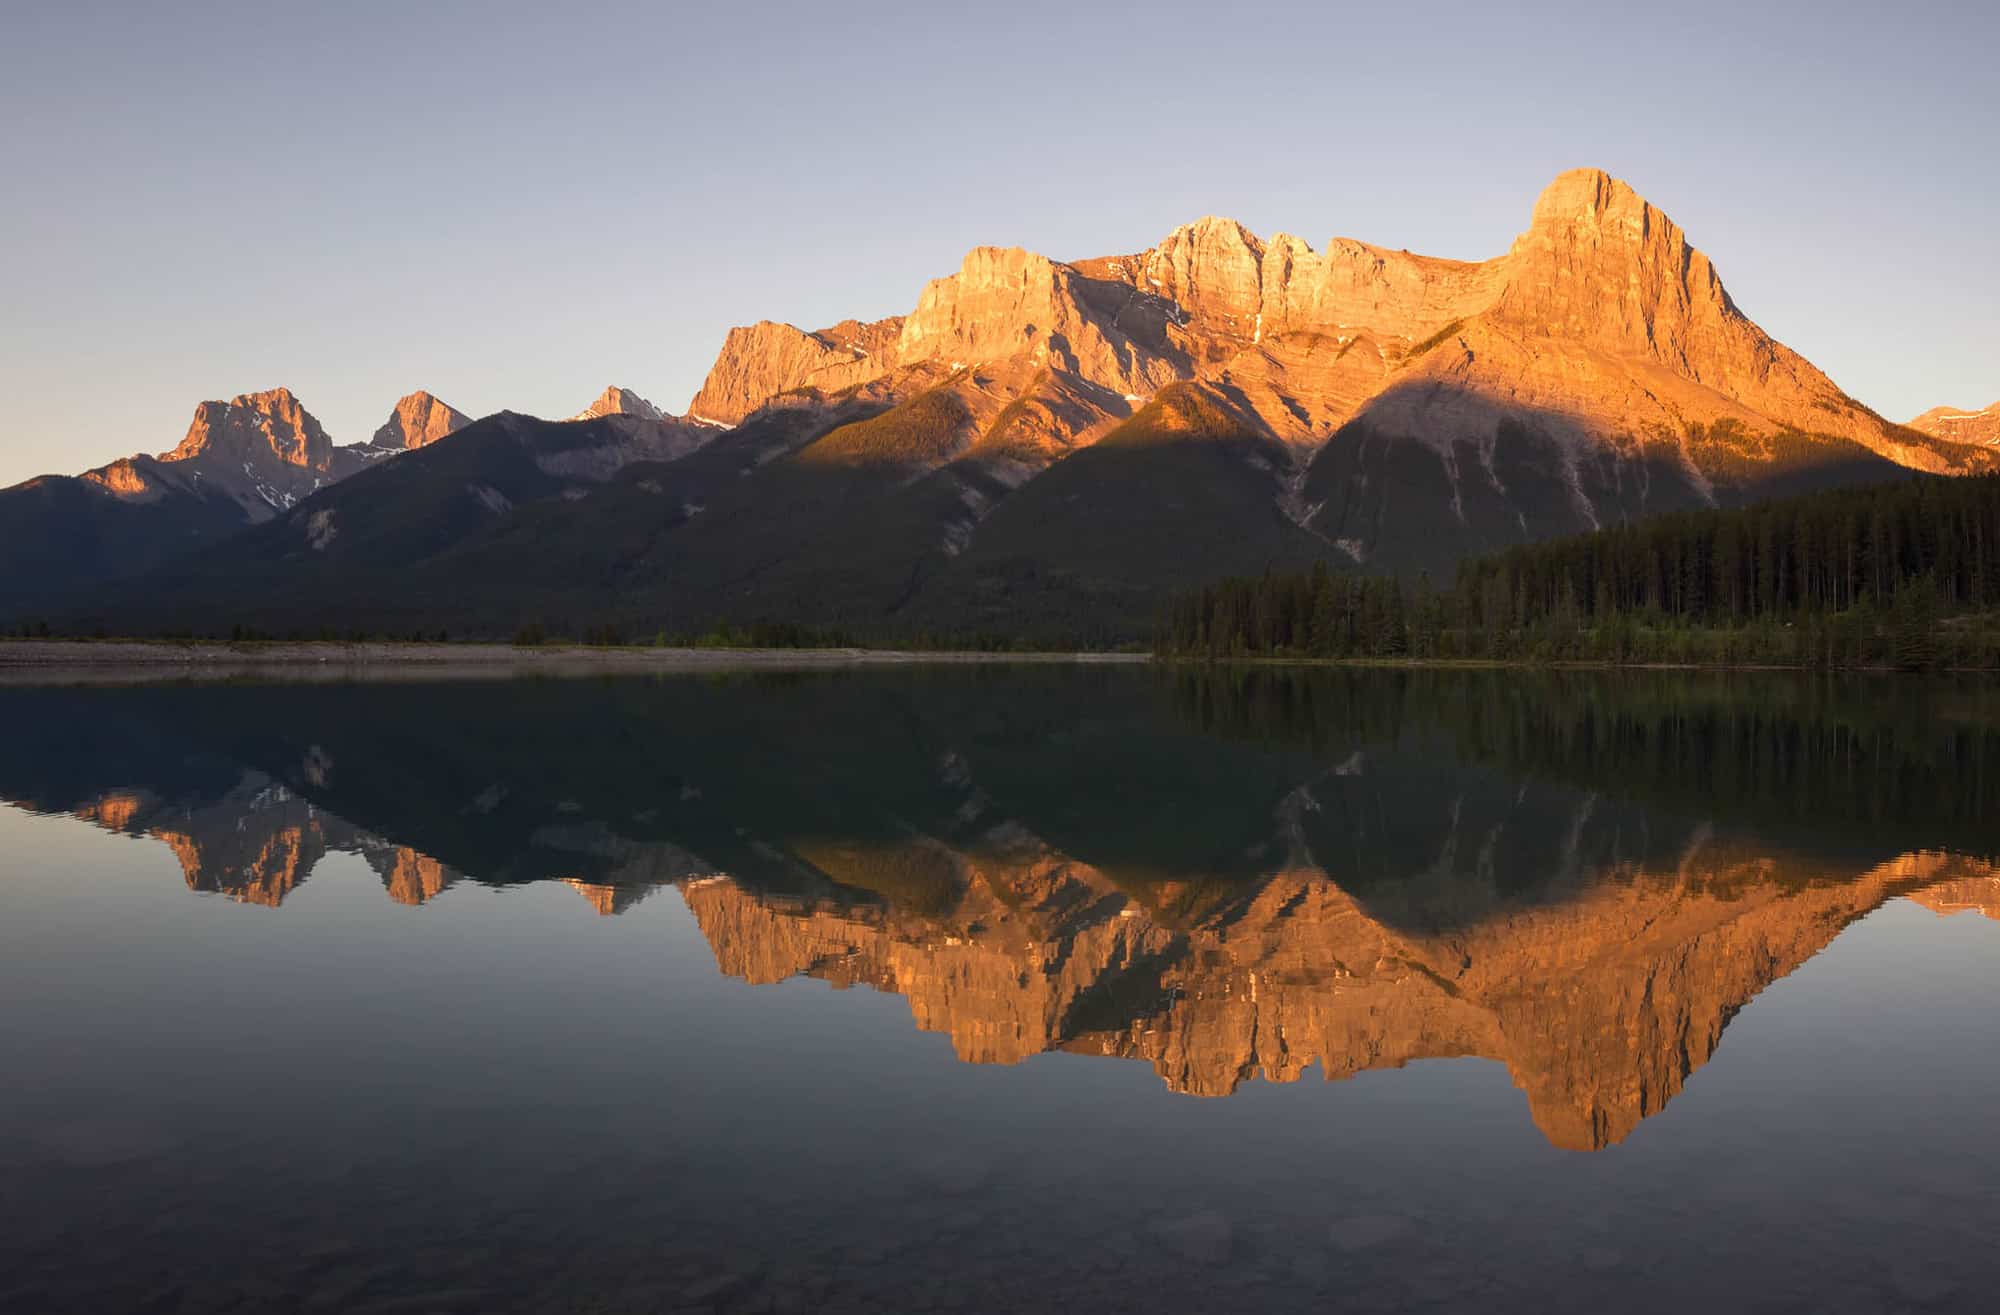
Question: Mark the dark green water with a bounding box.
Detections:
[1,668,1996,1313]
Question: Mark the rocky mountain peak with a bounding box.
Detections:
[1494,167,1738,363]
[892,244,1184,400]
[1522,167,1642,232]
[1151,214,1268,269]
[164,387,333,471]
[1140,217,1269,328]
[685,319,901,426]
[899,247,1065,359]
[572,386,666,422]
[370,391,470,452]
[138,387,353,517]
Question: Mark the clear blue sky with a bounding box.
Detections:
[3,0,1995,485]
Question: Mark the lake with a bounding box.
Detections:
[1,667,1996,1314]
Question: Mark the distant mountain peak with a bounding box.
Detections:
[1496,165,1744,352]
[686,320,902,427]
[164,387,331,470]
[370,391,470,452]
[571,386,665,422]
[1907,399,2000,448]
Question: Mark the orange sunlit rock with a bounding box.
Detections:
[685,169,1993,487]
[79,459,156,499]
[369,391,471,452]
[165,387,329,470]
[1906,400,2000,448]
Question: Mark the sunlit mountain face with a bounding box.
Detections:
[7,670,1995,1154]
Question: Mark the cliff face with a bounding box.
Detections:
[689,170,1982,471]
[686,318,905,426]
[167,387,333,470]
[673,169,1988,587]
[683,225,1487,448]
[1490,170,1752,372]
[1362,170,1946,469]
[370,391,471,452]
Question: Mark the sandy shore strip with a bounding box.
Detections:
[0,639,1149,682]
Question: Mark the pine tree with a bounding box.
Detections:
[1893,575,1938,672]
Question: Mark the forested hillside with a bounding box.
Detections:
[1160,475,2000,669]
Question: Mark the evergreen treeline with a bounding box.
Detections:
[1159,475,2000,670]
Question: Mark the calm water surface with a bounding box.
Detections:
[1,668,1996,1314]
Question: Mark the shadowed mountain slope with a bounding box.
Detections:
[0,388,471,616]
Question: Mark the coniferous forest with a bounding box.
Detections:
[1158,475,2000,670]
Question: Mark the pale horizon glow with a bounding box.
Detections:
[1,0,1995,486]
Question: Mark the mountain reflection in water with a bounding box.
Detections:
[7,668,1994,1154]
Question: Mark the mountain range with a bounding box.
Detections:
[0,387,465,614]
[5,169,1991,638]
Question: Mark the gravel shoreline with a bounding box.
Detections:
[0,639,1149,682]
